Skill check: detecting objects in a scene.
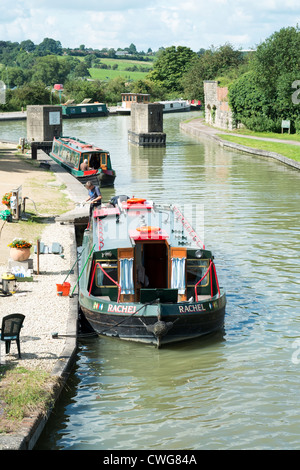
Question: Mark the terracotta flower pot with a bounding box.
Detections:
[10,247,31,262]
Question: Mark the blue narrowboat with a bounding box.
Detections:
[61,100,109,119]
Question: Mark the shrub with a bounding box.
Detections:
[241,116,281,133]
[295,119,300,134]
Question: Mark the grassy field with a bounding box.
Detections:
[89,57,153,81]
[218,134,300,162]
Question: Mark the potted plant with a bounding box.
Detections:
[8,239,32,261]
[2,192,12,207]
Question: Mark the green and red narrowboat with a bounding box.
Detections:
[78,196,226,348]
[50,136,116,187]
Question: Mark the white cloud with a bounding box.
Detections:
[0,0,299,51]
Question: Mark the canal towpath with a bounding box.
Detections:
[180,118,300,170]
[0,142,88,449]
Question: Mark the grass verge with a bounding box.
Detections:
[0,365,58,434]
[217,134,300,162]
[229,129,300,142]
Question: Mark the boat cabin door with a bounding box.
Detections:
[135,241,168,301]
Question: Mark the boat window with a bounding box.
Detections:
[69,150,79,167]
[61,148,79,168]
[95,261,118,287]
[100,153,107,169]
[186,259,210,288]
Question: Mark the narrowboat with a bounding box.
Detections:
[61,99,109,118]
[159,99,191,113]
[49,136,116,187]
[78,196,226,348]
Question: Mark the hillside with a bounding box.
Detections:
[88,57,154,81]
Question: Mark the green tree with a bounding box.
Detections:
[73,61,90,78]
[251,26,300,98]
[182,44,245,101]
[102,76,127,104]
[20,39,35,53]
[228,71,278,130]
[229,26,300,131]
[64,79,105,103]
[130,78,165,100]
[107,48,116,58]
[128,43,137,54]
[36,38,62,56]
[31,56,76,85]
[10,81,51,109]
[0,66,26,88]
[147,45,197,94]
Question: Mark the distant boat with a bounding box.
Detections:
[78,196,226,348]
[61,99,109,119]
[49,136,116,187]
[190,99,202,110]
[159,99,191,113]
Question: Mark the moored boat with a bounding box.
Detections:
[78,196,226,347]
[159,99,191,113]
[61,99,109,118]
[49,136,116,187]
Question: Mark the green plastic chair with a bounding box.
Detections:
[0,314,25,358]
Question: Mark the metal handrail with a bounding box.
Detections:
[194,260,221,301]
[89,261,121,302]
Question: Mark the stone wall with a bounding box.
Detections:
[27,105,62,142]
[130,103,164,133]
[128,103,166,146]
[203,80,234,130]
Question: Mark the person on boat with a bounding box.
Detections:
[80,159,89,171]
[85,181,102,220]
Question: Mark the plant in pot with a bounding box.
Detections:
[2,192,12,207]
[8,239,32,261]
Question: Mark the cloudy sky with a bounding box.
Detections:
[0,0,299,51]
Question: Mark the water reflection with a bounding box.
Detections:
[38,332,227,451]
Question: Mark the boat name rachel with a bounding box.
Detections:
[108,304,137,313]
[178,304,206,313]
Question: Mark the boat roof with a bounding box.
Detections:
[159,99,189,104]
[62,101,107,107]
[91,199,207,254]
[54,136,109,154]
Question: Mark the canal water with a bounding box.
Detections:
[1,113,299,450]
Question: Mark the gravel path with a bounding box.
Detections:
[0,221,77,372]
